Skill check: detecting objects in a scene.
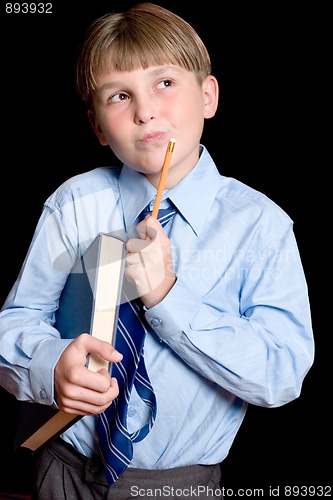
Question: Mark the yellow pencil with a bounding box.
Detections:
[151,138,176,218]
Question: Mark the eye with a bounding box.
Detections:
[108,92,130,103]
[156,79,173,90]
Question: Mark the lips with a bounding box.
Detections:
[140,132,166,143]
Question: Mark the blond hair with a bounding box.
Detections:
[76,2,211,105]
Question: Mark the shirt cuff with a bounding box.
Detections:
[144,278,201,342]
[29,337,73,405]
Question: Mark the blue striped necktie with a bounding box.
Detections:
[140,203,177,228]
[99,203,176,486]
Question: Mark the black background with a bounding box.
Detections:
[0,0,328,496]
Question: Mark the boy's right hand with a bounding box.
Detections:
[54,333,122,416]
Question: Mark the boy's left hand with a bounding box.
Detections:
[125,215,176,308]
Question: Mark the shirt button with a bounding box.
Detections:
[128,408,136,417]
[39,388,47,400]
[150,317,162,328]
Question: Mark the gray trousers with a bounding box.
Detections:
[30,438,223,499]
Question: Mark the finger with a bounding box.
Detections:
[124,262,152,296]
[126,250,150,266]
[59,377,120,415]
[136,217,159,241]
[126,237,152,254]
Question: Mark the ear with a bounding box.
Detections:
[87,109,108,146]
[202,75,219,119]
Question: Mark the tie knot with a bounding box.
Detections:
[140,202,177,228]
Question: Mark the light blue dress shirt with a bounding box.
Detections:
[0,145,314,469]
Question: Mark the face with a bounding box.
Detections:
[89,65,218,188]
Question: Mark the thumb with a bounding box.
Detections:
[136,215,160,241]
[77,333,123,368]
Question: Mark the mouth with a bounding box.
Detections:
[139,132,166,144]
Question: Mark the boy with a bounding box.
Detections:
[0,3,314,499]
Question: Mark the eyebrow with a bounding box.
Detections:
[96,65,182,95]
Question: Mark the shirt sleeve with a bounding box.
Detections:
[0,205,77,403]
[144,222,314,408]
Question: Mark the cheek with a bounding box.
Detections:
[170,91,204,124]
[97,111,130,147]
[172,99,205,139]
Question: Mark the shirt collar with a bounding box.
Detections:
[119,145,222,236]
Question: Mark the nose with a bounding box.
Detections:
[134,110,154,124]
[134,96,155,124]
